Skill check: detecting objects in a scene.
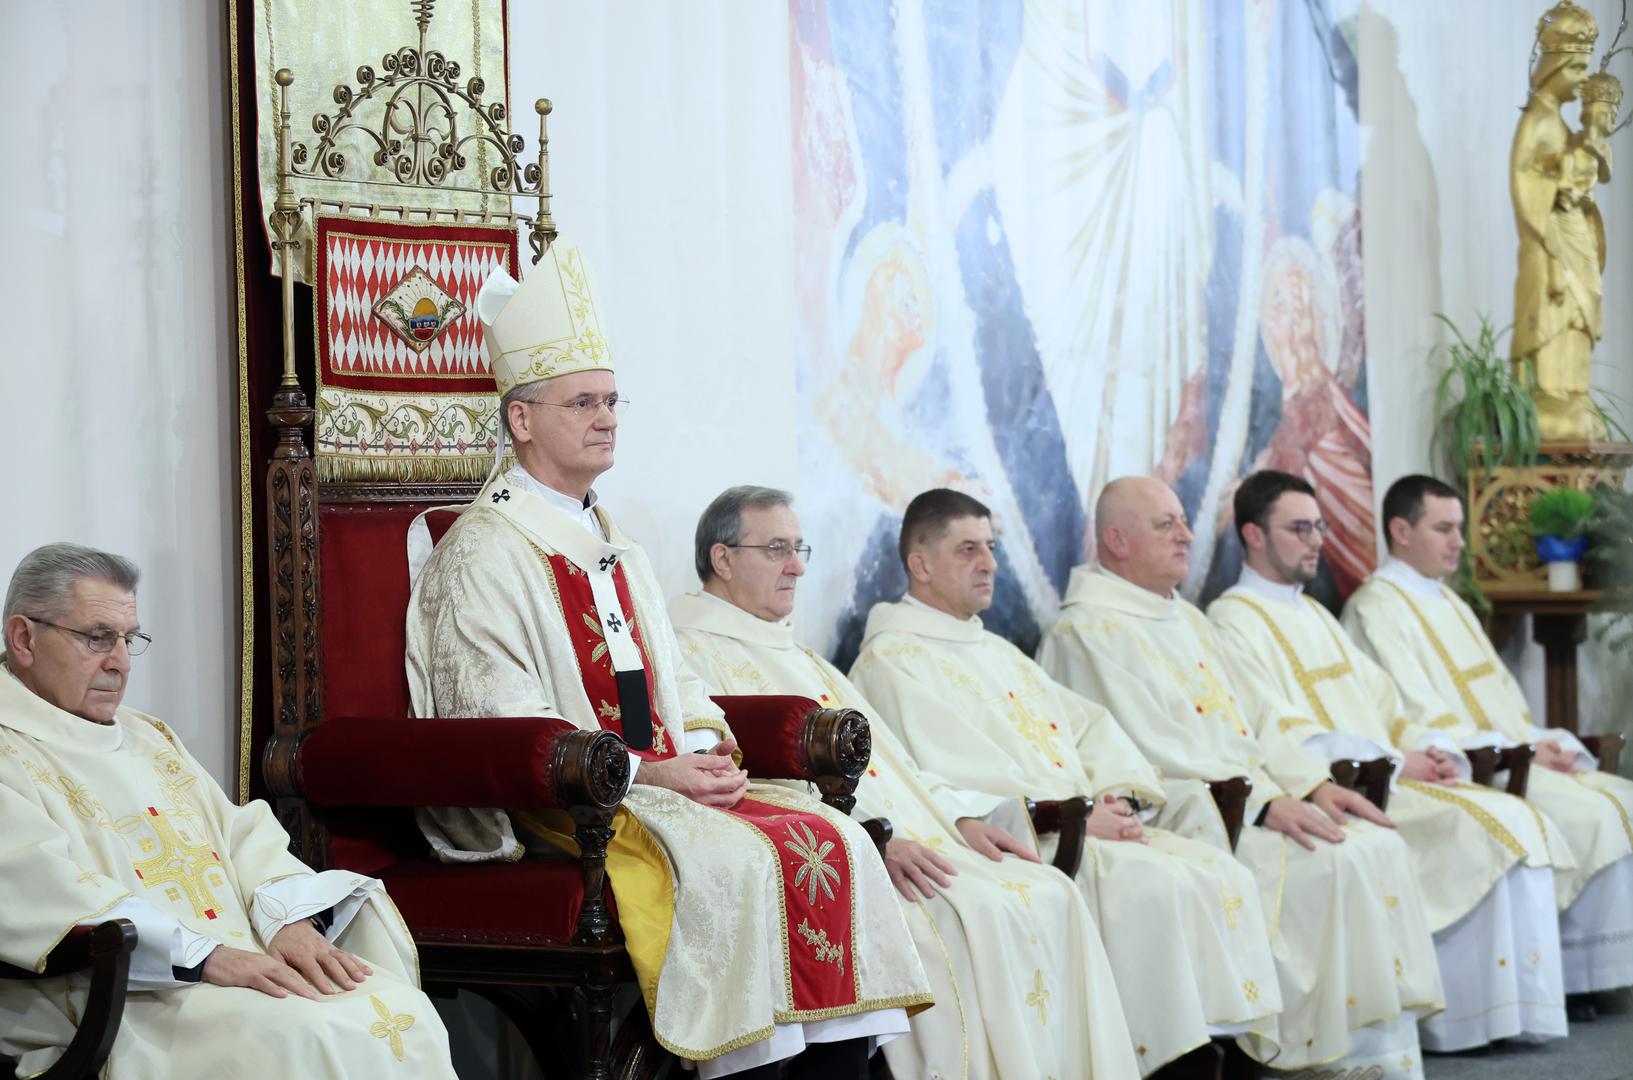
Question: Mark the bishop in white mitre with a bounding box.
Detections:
[1341,474,1633,1006]
[1,544,455,1079]
[1039,477,1445,1080]
[669,485,1140,1080]
[1206,470,1570,1051]
[844,488,1288,1076]
[404,249,929,1078]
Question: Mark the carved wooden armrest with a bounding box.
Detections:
[0,918,136,1080]
[1025,796,1090,876]
[1328,758,1395,813]
[712,695,872,816]
[860,818,893,861]
[296,716,629,947]
[1467,745,1533,798]
[1204,777,1253,851]
[1582,734,1624,776]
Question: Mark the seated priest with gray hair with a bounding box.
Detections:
[0,543,456,1078]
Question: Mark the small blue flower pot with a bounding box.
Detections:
[1535,534,1588,563]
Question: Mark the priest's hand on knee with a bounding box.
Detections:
[955,818,1043,863]
[1084,794,1146,844]
[639,749,749,807]
[1262,795,1346,850]
[267,920,373,994]
[201,944,325,1001]
[884,838,957,901]
[1308,780,1394,830]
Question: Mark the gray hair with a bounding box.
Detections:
[694,486,794,582]
[500,383,537,440]
[5,543,141,623]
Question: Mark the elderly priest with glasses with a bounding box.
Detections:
[0,543,457,1078]
[404,248,930,1079]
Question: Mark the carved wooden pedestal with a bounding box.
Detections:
[1489,590,1602,734]
[1468,442,1632,593]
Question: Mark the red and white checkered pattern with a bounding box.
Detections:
[324,233,510,376]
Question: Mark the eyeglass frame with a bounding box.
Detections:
[1267,518,1329,542]
[725,542,813,563]
[21,615,152,656]
[519,392,630,419]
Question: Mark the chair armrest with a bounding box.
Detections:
[860,818,893,861]
[1026,796,1089,876]
[0,919,136,1080]
[1204,777,1253,851]
[1582,733,1624,775]
[712,695,872,815]
[297,716,628,812]
[1468,744,1533,797]
[1329,758,1396,813]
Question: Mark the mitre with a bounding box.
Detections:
[477,239,613,397]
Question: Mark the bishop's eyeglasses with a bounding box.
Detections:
[727,541,813,563]
[524,393,630,418]
[22,616,152,656]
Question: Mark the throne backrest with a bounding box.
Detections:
[318,502,461,721]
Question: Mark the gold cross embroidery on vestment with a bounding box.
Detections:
[1000,880,1033,909]
[1216,594,1350,730]
[1026,969,1051,1025]
[1219,882,1245,929]
[1375,580,1498,730]
[130,807,227,920]
[368,995,417,1062]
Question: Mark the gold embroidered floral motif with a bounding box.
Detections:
[784,821,842,906]
[1026,969,1051,1025]
[581,612,612,672]
[1243,979,1260,1003]
[795,917,846,974]
[368,994,417,1062]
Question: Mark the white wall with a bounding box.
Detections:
[1359,0,1633,738]
[507,2,800,590]
[0,3,237,780]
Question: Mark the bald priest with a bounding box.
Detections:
[1040,477,1445,1080]
[670,485,1140,1080]
[1,543,455,1078]
[404,247,929,1079]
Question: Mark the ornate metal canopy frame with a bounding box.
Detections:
[254,1,551,809]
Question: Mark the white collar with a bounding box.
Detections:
[902,592,982,626]
[1373,555,1443,599]
[1236,564,1304,603]
[507,465,602,537]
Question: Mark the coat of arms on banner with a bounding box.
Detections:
[313,216,519,482]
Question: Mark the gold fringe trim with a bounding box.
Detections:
[33,893,131,975]
[1581,778,1633,851]
[315,452,493,485]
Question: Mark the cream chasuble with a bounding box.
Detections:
[1207,577,1570,1050]
[405,475,929,1068]
[1343,564,1633,993]
[0,669,453,1079]
[1039,566,1445,1077]
[668,591,1138,1080]
[847,598,1284,1074]
[1208,580,1567,930]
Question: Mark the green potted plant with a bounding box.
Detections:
[1529,486,1595,592]
[1429,314,1541,612]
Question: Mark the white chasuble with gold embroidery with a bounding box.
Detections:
[405,476,929,1070]
[1040,566,1446,1077]
[1208,579,1571,1049]
[847,598,1284,1075]
[1344,565,1633,995]
[0,670,453,1079]
[668,590,1138,1080]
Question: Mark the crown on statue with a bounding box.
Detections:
[476,240,614,397]
[1580,71,1624,108]
[1536,0,1598,54]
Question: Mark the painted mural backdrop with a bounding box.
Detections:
[790,0,1371,665]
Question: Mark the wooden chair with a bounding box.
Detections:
[0,919,137,1080]
[1329,757,1395,812]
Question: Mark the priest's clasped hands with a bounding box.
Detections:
[640,737,750,807]
[200,920,373,1000]
[1263,782,1395,851]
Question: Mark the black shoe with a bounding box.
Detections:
[1567,992,1600,1023]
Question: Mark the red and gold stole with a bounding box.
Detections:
[544,552,860,1012]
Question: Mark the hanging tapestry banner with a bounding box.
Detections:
[313,215,518,482]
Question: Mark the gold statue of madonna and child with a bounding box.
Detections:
[1510,0,1626,440]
